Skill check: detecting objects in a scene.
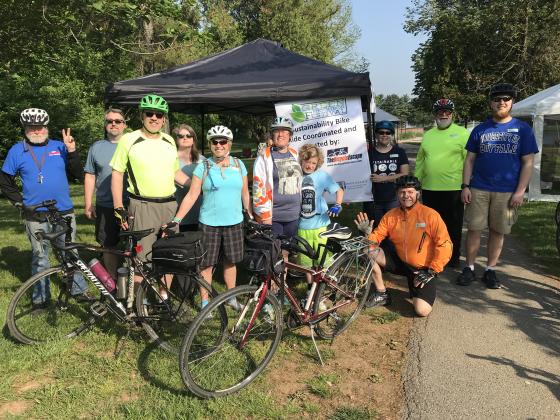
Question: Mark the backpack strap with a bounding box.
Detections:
[125,136,146,196]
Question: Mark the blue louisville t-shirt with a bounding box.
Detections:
[465,118,539,192]
[299,170,341,230]
[2,139,73,211]
[193,157,247,226]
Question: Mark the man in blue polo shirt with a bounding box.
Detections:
[0,108,89,311]
[458,84,539,289]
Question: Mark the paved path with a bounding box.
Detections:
[403,232,560,419]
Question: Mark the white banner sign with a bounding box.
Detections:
[275,96,372,203]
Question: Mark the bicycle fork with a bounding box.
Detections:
[237,282,269,349]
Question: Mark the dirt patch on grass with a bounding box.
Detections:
[265,275,414,419]
[0,400,32,417]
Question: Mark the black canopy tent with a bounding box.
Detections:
[105,38,372,115]
[105,38,373,154]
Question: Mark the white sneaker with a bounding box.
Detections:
[227,298,243,311]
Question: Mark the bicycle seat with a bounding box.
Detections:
[318,222,352,240]
[119,228,154,241]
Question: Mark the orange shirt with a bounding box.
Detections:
[368,203,452,273]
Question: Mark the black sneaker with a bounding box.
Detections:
[319,222,352,240]
[456,267,475,286]
[31,300,50,315]
[482,269,501,289]
[365,290,391,308]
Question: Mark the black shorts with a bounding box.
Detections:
[381,242,437,306]
[95,206,121,247]
[200,222,244,266]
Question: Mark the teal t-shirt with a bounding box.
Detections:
[193,157,247,226]
[299,170,340,230]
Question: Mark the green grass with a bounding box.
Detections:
[511,201,559,273]
[329,406,378,420]
[306,373,340,398]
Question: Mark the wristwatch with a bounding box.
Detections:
[461,183,470,189]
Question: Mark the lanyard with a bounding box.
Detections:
[25,142,48,184]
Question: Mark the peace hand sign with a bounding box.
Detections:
[62,128,76,152]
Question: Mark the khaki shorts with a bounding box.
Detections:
[128,197,177,261]
[464,188,518,234]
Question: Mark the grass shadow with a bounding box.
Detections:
[136,342,188,396]
[0,246,32,284]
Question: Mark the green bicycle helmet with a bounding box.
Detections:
[139,94,169,114]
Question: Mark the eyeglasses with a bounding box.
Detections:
[106,119,124,125]
[491,96,513,103]
[144,111,165,119]
[211,139,229,146]
[376,130,392,135]
[436,110,452,115]
[176,133,194,139]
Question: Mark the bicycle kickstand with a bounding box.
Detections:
[309,325,324,366]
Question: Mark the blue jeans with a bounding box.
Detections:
[25,214,88,304]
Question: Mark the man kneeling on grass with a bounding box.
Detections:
[355,176,452,317]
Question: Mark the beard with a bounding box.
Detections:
[26,132,48,144]
[436,118,452,129]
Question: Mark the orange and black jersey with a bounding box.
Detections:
[368,203,452,273]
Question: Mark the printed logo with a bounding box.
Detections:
[326,147,363,165]
[48,151,61,156]
[388,163,397,171]
[416,222,426,228]
[290,98,348,123]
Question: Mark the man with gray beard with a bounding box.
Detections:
[0,108,90,312]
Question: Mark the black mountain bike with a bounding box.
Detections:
[6,200,214,353]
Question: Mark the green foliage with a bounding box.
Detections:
[375,94,433,126]
[404,0,560,119]
[0,0,364,157]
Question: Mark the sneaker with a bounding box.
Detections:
[482,269,501,289]
[227,298,243,311]
[31,300,50,315]
[263,303,275,323]
[456,267,475,286]
[365,290,391,308]
[319,222,352,240]
[73,291,96,303]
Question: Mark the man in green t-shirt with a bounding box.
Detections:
[110,95,188,282]
[415,98,468,267]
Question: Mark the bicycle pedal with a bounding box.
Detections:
[90,301,108,317]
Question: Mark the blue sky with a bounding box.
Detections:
[350,0,426,97]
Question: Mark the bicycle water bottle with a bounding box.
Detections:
[88,258,116,293]
[116,267,128,299]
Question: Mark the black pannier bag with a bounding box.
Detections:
[151,231,205,273]
[243,232,284,276]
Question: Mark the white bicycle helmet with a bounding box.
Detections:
[207,125,233,141]
[270,117,293,132]
[20,108,49,126]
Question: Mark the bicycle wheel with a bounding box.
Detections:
[555,201,560,226]
[7,266,99,344]
[136,272,217,354]
[179,284,283,398]
[313,252,372,340]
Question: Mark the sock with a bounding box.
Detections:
[201,299,208,308]
[468,265,475,271]
[486,266,495,271]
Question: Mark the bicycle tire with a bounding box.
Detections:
[556,225,560,256]
[179,284,283,398]
[555,201,560,226]
[313,252,372,340]
[136,272,218,354]
[7,266,99,345]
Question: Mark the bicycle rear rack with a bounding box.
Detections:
[339,236,376,252]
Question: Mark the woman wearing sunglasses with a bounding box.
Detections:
[166,125,252,309]
[366,120,409,225]
[173,124,204,232]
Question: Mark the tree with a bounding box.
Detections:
[405,0,560,120]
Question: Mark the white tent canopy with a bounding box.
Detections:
[512,83,560,201]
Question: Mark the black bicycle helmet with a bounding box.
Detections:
[489,83,516,99]
[433,98,455,112]
[396,175,422,191]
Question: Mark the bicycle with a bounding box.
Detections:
[6,200,215,353]
[178,218,374,398]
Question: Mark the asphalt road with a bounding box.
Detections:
[403,231,560,419]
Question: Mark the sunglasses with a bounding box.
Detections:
[492,96,512,103]
[211,139,229,146]
[376,130,392,135]
[144,111,165,119]
[176,133,193,139]
[106,119,124,125]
